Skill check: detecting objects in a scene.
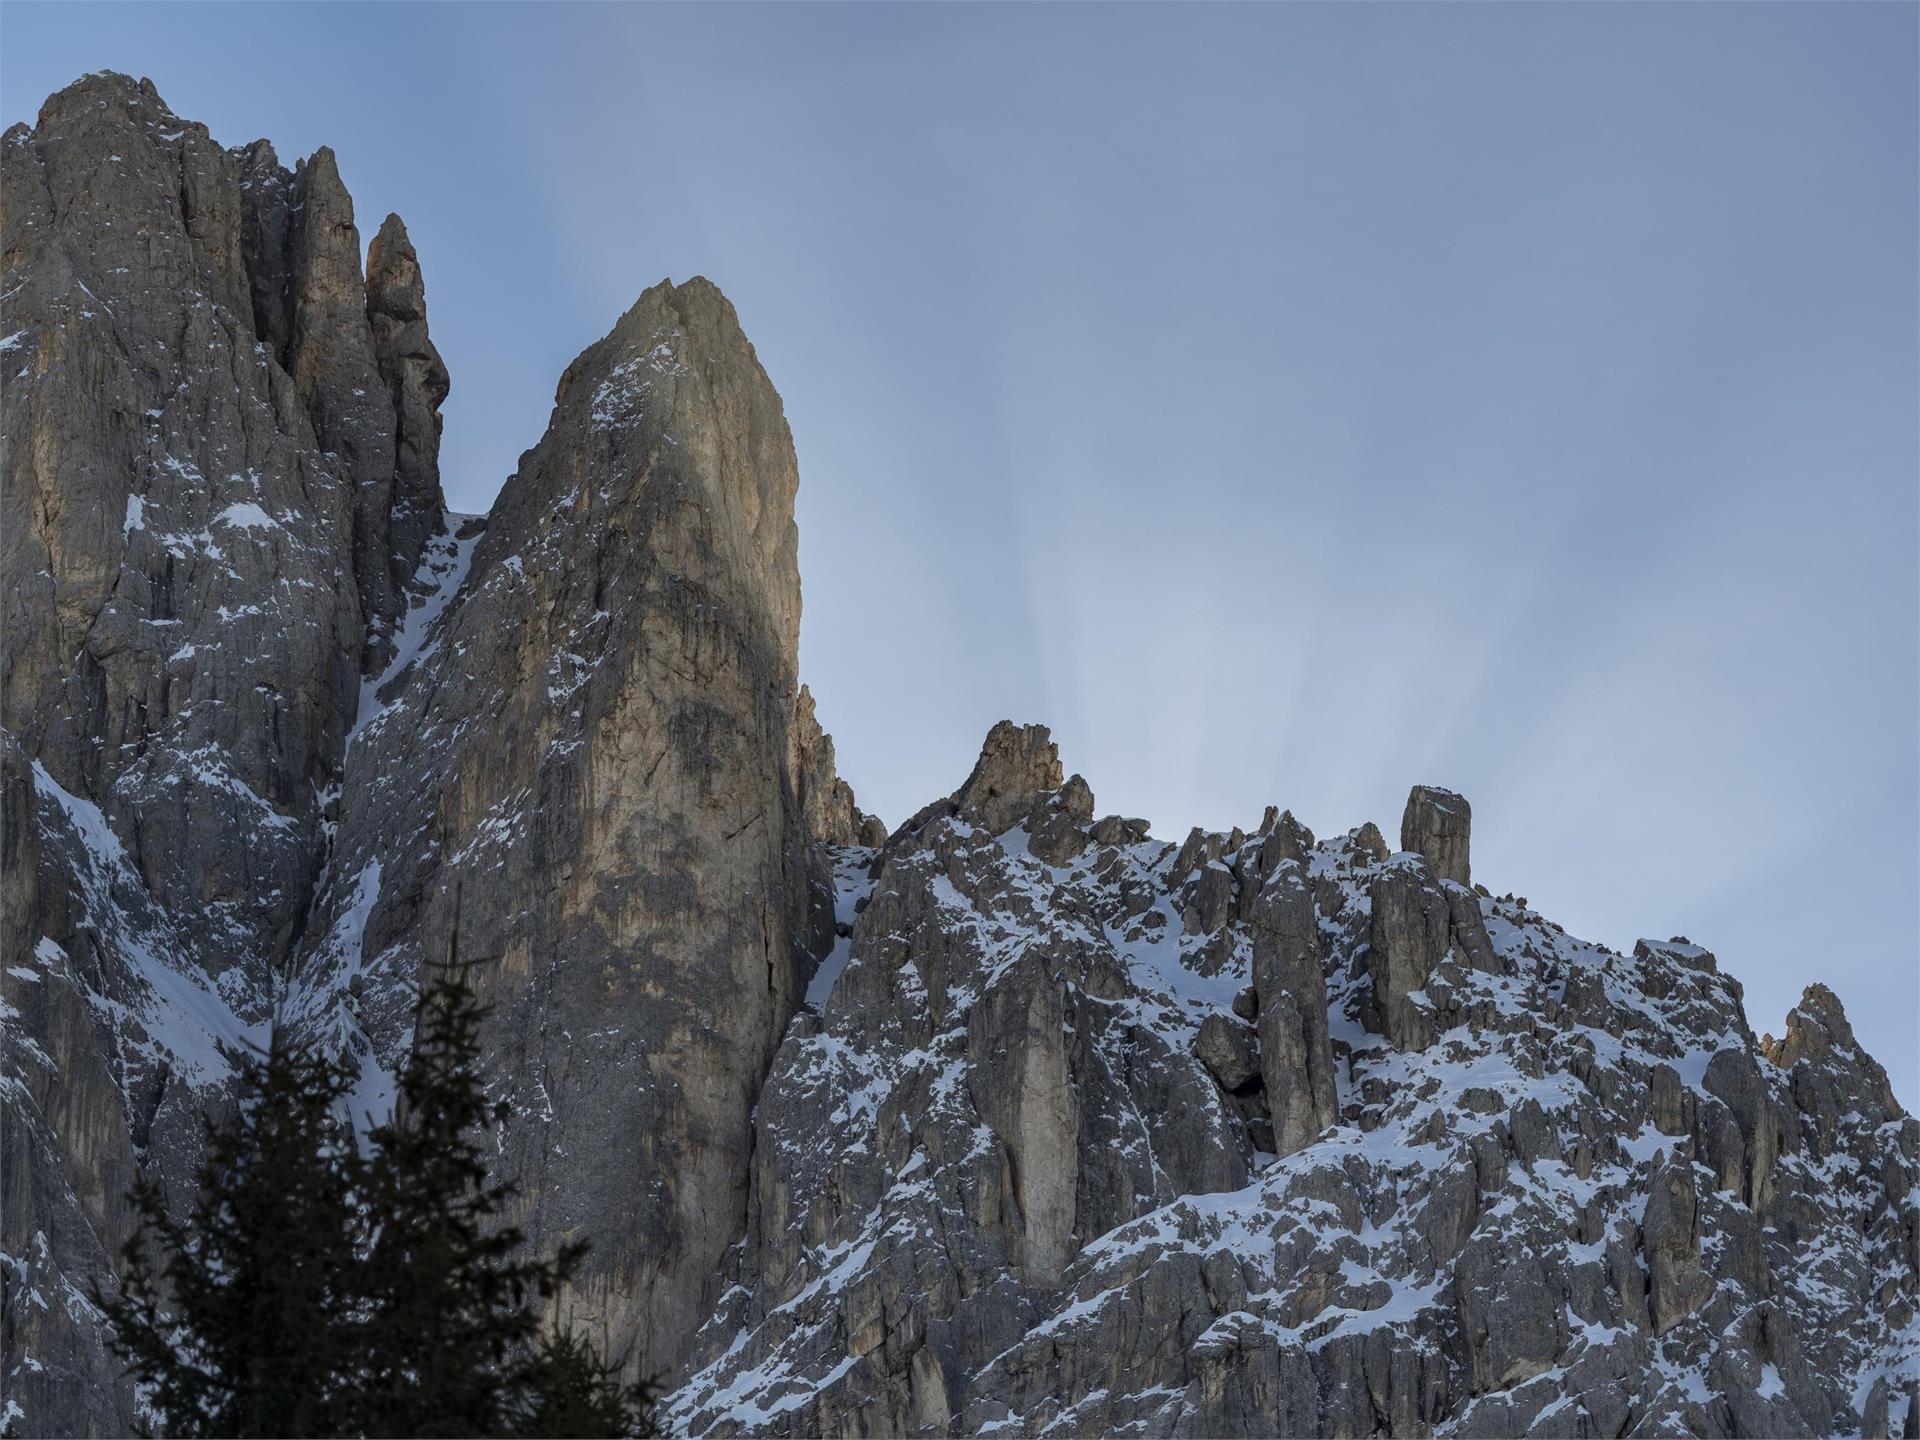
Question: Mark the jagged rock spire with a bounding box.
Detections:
[293,270,866,1386]
[790,684,886,846]
[366,212,451,603]
[1401,783,1472,885]
[954,720,1065,833]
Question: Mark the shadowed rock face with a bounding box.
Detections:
[0,73,445,1433]
[6,74,1918,1440]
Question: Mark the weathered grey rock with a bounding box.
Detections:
[1248,808,1313,881]
[968,955,1079,1283]
[790,682,887,846]
[1765,983,1904,1141]
[1507,1097,1563,1169]
[1704,1047,1782,1212]
[0,74,427,1432]
[1645,1160,1714,1334]
[954,720,1062,835]
[285,147,415,666]
[670,735,1919,1436]
[1864,1374,1891,1439]
[1401,783,1472,886]
[1650,1061,1693,1136]
[1027,773,1094,865]
[1192,1012,1259,1092]
[364,211,451,637]
[1252,870,1338,1154]
[1445,881,1503,974]
[1454,1232,1566,1393]
[7,73,1918,1440]
[291,274,852,1384]
[1349,820,1391,864]
[15,92,858,1436]
[1367,855,1451,1051]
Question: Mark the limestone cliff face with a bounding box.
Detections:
[292,276,838,1381]
[5,74,1916,1440]
[3,76,361,966]
[1,74,442,1433]
[3,77,874,1434]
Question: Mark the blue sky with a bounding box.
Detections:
[6,3,1915,1094]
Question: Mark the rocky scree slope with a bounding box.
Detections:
[3,74,1916,1439]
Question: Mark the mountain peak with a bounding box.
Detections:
[3,76,1913,1440]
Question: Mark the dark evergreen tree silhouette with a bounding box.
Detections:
[96,944,655,1438]
[92,1034,365,1437]
[350,959,652,1438]
[510,1326,658,1439]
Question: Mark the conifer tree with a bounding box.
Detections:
[93,1033,365,1438]
[97,959,655,1438]
[350,960,656,1437]
[510,1326,658,1439]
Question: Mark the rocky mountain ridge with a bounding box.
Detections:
[2,75,1915,1438]
[669,740,1917,1437]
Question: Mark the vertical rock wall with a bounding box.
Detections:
[0,73,448,1434]
[294,277,841,1381]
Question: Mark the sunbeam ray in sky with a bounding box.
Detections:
[4,0,1912,1096]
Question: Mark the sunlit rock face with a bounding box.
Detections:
[5,74,1917,1440]
[292,272,859,1382]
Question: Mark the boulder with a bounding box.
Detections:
[1193,1012,1260,1092]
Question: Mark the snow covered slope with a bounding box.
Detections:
[666,728,1919,1437]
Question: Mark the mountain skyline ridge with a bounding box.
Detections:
[1,62,1914,1439]
[5,0,1912,1096]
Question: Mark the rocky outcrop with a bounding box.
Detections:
[364,212,451,637]
[0,75,445,1433]
[5,73,1916,1440]
[1644,1161,1712,1334]
[285,147,413,662]
[1366,856,1452,1051]
[1249,868,1338,1155]
[2,75,866,1432]
[790,683,886,847]
[968,956,1080,1284]
[1,74,365,968]
[290,274,847,1384]
[669,747,1919,1437]
[954,719,1066,835]
[1401,783,1471,886]
[232,138,446,673]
